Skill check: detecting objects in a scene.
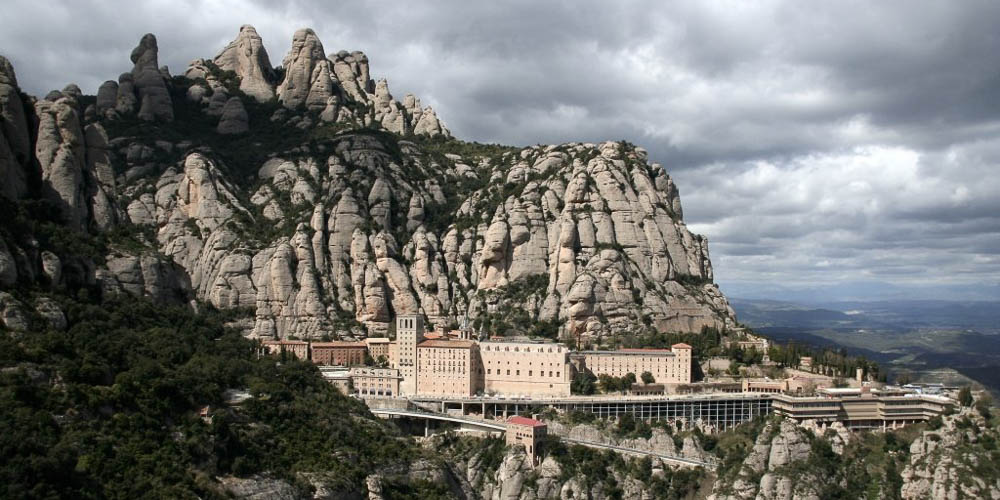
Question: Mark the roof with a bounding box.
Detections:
[311,341,366,348]
[263,340,308,345]
[580,349,674,357]
[364,337,391,344]
[423,332,444,340]
[671,343,693,349]
[507,416,546,427]
[418,339,476,349]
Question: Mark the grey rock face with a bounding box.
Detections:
[0,238,18,286]
[0,292,29,330]
[0,55,31,199]
[115,72,138,115]
[95,80,119,115]
[85,122,118,231]
[34,97,89,231]
[130,34,173,121]
[276,28,326,109]
[213,25,275,102]
[34,297,67,331]
[217,97,249,134]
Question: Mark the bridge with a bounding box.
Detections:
[370,407,506,433]
[369,407,716,469]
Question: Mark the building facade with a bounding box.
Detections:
[397,315,424,395]
[415,339,483,397]
[481,340,572,397]
[350,367,402,397]
[262,340,309,360]
[772,387,954,429]
[506,416,547,466]
[310,341,367,366]
[581,343,692,384]
[365,337,391,361]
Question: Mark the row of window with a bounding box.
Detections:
[483,345,563,353]
[486,368,561,378]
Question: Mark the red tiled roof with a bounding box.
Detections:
[619,348,674,353]
[671,343,693,349]
[423,332,444,339]
[507,416,546,427]
[418,339,475,348]
[263,340,308,345]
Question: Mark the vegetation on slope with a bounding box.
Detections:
[0,293,418,498]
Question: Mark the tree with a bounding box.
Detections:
[623,372,637,388]
[958,386,974,407]
[598,374,617,393]
[572,372,597,395]
[976,394,993,419]
[641,371,655,384]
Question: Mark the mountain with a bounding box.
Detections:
[0,26,734,342]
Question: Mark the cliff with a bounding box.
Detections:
[0,25,734,342]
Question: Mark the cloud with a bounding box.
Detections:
[1,0,999,298]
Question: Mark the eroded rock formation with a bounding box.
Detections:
[0,26,731,342]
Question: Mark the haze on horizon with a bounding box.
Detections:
[2,0,998,303]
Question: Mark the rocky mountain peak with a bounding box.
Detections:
[276,28,327,109]
[129,33,173,122]
[0,26,732,342]
[213,25,275,102]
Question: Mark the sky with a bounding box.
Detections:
[2,0,999,302]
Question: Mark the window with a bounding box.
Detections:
[507,370,510,375]
[516,370,520,376]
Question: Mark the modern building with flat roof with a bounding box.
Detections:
[772,386,954,429]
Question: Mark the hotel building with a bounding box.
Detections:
[310,341,367,366]
[364,337,391,361]
[481,339,572,397]
[262,339,309,360]
[581,343,693,384]
[416,339,483,397]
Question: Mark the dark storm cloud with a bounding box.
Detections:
[2,0,999,297]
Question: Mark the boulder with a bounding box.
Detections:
[95,80,118,114]
[217,97,249,134]
[114,72,138,115]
